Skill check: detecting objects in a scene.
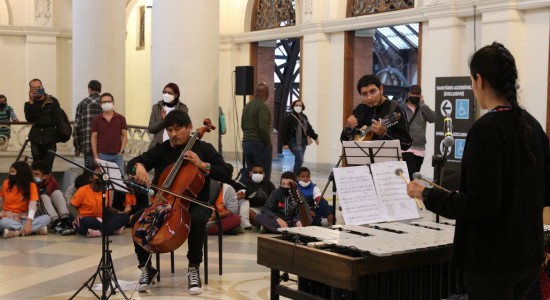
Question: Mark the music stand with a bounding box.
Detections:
[341,140,402,166]
[61,157,130,300]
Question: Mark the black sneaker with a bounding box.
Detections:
[138,265,158,291]
[187,265,202,295]
[53,219,64,235]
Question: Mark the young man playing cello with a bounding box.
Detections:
[127,110,232,295]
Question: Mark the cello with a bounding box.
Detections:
[132,119,215,253]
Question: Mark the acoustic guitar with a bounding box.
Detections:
[353,112,401,141]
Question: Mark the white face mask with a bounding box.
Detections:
[294,106,303,113]
[162,93,175,103]
[298,180,310,187]
[101,102,114,112]
[251,173,264,183]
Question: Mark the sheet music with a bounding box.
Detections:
[95,159,131,193]
[333,166,386,225]
[370,161,420,221]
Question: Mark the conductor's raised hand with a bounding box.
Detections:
[406,180,425,200]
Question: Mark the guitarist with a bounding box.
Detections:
[341,74,412,152]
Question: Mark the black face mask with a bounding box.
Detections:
[0,103,6,110]
[409,96,420,105]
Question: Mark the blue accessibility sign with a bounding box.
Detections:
[455,99,469,119]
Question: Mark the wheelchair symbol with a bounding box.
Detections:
[455,139,465,159]
[455,99,469,119]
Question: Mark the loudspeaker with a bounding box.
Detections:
[235,66,254,96]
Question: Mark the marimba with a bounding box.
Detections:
[258,223,550,299]
[258,220,460,300]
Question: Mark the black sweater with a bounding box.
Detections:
[424,109,550,275]
[127,139,233,204]
[340,99,412,151]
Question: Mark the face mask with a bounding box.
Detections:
[294,106,303,113]
[0,103,6,109]
[298,180,310,188]
[101,102,114,112]
[34,177,43,184]
[409,96,420,105]
[251,173,264,183]
[162,93,175,103]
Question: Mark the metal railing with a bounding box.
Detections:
[0,122,152,159]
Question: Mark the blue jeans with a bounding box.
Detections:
[99,153,125,176]
[0,215,51,233]
[289,138,305,174]
[241,140,272,183]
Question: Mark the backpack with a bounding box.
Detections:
[56,107,72,143]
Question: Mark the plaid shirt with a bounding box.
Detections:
[73,93,102,153]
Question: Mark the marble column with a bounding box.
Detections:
[72,0,126,116]
[151,0,220,145]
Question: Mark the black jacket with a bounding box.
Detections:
[340,99,412,151]
[281,112,318,146]
[24,96,61,145]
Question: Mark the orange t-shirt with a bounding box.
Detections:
[0,180,39,213]
[125,194,136,206]
[71,184,111,218]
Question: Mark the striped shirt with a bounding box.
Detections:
[0,105,18,136]
[73,94,102,154]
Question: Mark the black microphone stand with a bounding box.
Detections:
[48,151,130,300]
[431,144,450,223]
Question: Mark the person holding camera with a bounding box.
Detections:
[399,85,436,180]
[24,78,62,171]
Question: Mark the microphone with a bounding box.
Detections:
[412,172,452,193]
[124,179,155,196]
[443,114,455,147]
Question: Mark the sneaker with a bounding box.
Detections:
[113,226,125,235]
[2,229,20,239]
[187,265,202,295]
[37,226,48,235]
[86,229,102,238]
[52,219,63,234]
[138,266,158,291]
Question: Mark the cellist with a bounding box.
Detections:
[127,110,232,295]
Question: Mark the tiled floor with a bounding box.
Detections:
[0,150,338,300]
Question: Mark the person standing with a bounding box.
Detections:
[0,94,20,151]
[127,110,232,295]
[407,42,550,300]
[400,85,436,180]
[341,74,412,152]
[147,82,189,149]
[91,92,128,176]
[241,82,272,183]
[281,100,319,173]
[73,80,102,168]
[24,78,62,170]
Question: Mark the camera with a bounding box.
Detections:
[36,88,45,95]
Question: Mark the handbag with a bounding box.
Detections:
[290,113,313,146]
[56,108,72,143]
